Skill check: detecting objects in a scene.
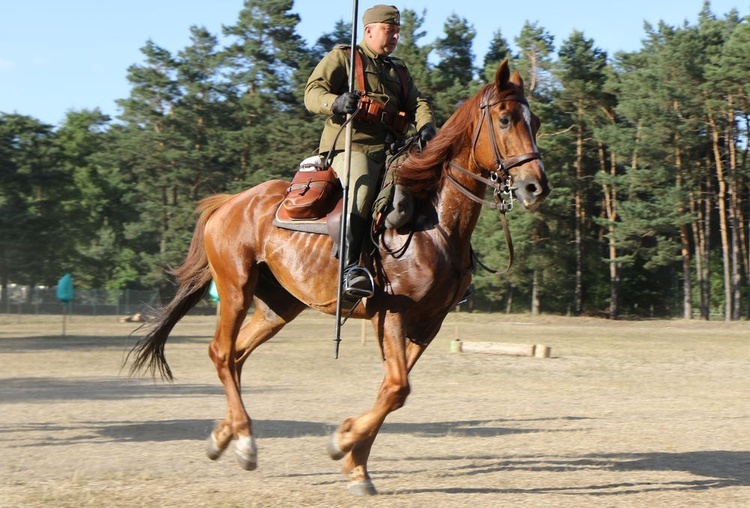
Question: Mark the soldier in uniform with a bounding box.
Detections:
[305,4,436,298]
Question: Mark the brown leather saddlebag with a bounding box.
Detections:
[282,166,340,220]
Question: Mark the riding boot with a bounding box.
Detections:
[343,215,374,298]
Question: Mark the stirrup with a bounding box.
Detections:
[343,266,375,299]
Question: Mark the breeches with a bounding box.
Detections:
[331,151,383,219]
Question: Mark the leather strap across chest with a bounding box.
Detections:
[352,48,408,103]
[350,48,412,135]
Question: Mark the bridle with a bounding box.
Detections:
[445,87,542,212]
[444,87,543,273]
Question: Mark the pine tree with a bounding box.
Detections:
[696,6,745,320]
[221,0,316,187]
[311,19,351,60]
[394,9,432,102]
[482,30,513,82]
[430,15,481,125]
[554,30,612,315]
[55,109,132,289]
[514,21,555,97]
[0,114,72,288]
[704,9,748,319]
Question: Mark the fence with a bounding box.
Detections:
[0,286,217,316]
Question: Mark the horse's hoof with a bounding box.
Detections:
[234,436,258,471]
[206,434,225,461]
[348,480,377,496]
[327,432,345,460]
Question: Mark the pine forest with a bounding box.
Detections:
[1,1,748,320]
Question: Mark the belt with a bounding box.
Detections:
[355,96,412,135]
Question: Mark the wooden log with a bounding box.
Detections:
[459,342,536,357]
[534,344,551,358]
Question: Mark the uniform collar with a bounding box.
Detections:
[359,41,390,62]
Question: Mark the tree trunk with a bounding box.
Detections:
[599,142,619,319]
[573,101,585,316]
[689,190,706,319]
[531,270,540,315]
[505,286,513,314]
[727,101,742,320]
[702,170,713,320]
[674,133,692,319]
[1,268,7,314]
[707,110,733,321]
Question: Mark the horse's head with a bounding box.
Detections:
[471,60,550,210]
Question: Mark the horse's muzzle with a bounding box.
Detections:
[514,172,551,210]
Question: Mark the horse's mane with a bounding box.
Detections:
[396,80,524,197]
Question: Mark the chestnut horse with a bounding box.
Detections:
[129,60,550,495]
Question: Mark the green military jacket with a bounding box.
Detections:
[305,41,434,162]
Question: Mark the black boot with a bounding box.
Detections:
[343,215,374,298]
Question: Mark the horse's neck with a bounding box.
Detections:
[435,151,485,248]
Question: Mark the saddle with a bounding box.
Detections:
[273,151,415,239]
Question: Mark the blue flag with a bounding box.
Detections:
[56,273,74,303]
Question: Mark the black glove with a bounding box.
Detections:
[419,124,436,144]
[332,92,360,115]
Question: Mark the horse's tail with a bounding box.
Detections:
[128,193,234,381]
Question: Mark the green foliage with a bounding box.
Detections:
[394,9,432,99]
[483,30,513,82]
[0,114,73,288]
[432,14,477,88]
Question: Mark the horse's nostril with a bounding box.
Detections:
[526,183,541,196]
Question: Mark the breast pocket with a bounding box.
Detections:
[384,68,403,103]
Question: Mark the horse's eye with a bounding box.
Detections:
[498,115,511,128]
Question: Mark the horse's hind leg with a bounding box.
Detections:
[207,288,306,470]
[205,266,255,467]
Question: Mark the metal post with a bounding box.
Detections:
[333,0,359,359]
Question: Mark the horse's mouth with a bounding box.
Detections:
[516,180,551,210]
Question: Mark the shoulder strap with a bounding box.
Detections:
[350,50,409,103]
[349,48,366,93]
[392,62,409,104]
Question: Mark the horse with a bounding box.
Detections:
[128,60,550,496]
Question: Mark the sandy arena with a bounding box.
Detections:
[1,312,748,507]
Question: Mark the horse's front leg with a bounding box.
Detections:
[328,314,411,495]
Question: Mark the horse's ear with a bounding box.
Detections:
[510,70,525,93]
[494,59,510,88]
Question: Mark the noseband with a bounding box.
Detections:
[446,88,542,212]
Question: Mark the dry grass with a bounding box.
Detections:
[0,312,748,507]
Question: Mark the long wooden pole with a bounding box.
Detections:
[333,0,359,359]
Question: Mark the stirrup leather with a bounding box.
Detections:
[343,266,375,298]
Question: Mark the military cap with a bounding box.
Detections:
[362,4,400,26]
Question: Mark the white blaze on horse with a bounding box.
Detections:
[128,60,550,496]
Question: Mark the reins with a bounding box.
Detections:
[445,87,542,275]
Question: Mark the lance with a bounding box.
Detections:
[333,0,359,359]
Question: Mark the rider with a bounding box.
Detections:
[304,4,436,298]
